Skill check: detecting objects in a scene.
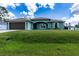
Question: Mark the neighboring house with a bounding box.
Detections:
[0,18,65,30]
[0,21,7,30]
[68,26,79,30]
[68,26,75,30]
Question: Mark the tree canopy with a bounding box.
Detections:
[75,23,79,28]
[0,6,8,21]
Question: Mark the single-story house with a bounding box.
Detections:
[0,18,65,30]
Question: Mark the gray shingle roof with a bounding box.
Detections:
[5,18,65,23]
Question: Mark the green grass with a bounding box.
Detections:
[0,30,79,55]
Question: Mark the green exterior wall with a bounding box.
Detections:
[48,23,52,29]
[25,22,32,30]
[58,23,64,29]
[25,22,64,30]
[52,23,55,29]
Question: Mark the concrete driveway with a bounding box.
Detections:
[0,30,17,33]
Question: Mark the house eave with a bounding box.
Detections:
[4,18,65,23]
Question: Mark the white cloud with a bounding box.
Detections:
[65,15,79,26]
[0,3,20,9]
[62,17,67,20]
[20,11,27,15]
[24,2,55,18]
[15,3,20,6]
[24,3,37,18]
[8,12,16,19]
[9,3,21,9]
[70,3,79,12]
[0,2,55,18]
[1,0,79,3]
[65,3,79,26]
[8,3,17,9]
[48,3,55,9]
[20,11,28,18]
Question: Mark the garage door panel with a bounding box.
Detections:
[10,22,25,30]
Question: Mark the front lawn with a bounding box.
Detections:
[0,30,79,56]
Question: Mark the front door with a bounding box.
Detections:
[33,22,47,30]
[55,23,58,29]
[37,23,47,30]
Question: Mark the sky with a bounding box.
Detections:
[2,3,73,19]
[0,0,79,26]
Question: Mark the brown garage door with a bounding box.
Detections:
[10,22,25,30]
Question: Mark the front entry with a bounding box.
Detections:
[55,23,58,29]
[33,22,47,30]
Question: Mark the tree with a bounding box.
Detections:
[75,23,79,28]
[0,6,8,21]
